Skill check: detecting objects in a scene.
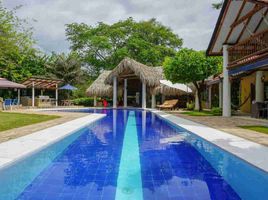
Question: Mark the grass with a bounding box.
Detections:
[239,126,268,135]
[181,110,217,116]
[0,112,60,132]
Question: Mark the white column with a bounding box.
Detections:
[142,81,146,109]
[124,79,127,107]
[208,85,212,109]
[194,90,200,110]
[94,96,97,107]
[223,45,231,117]
[256,71,264,102]
[18,89,21,105]
[151,94,156,108]
[32,82,35,107]
[113,76,117,108]
[219,81,223,108]
[55,84,58,107]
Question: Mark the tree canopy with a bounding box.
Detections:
[66,18,183,76]
[0,2,49,82]
[46,53,83,85]
[163,48,222,110]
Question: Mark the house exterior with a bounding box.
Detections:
[207,0,268,117]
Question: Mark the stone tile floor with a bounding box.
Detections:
[168,111,268,146]
[1,108,268,147]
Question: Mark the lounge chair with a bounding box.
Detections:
[3,99,12,110]
[157,99,178,110]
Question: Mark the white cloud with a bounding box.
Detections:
[3,0,220,53]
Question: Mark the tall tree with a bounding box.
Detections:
[66,18,183,76]
[163,48,222,111]
[46,53,83,85]
[0,2,48,82]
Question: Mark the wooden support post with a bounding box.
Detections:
[32,82,35,107]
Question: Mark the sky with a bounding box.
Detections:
[3,0,220,54]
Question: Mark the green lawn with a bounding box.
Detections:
[181,110,216,116]
[239,126,268,135]
[0,112,60,132]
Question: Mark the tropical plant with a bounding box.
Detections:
[66,18,183,76]
[46,53,83,85]
[0,2,49,82]
[163,48,222,111]
[0,3,31,77]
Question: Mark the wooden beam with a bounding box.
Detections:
[246,0,268,7]
[209,0,232,56]
[224,1,247,44]
[253,8,268,33]
[231,4,263,28]
[235,4,260,43]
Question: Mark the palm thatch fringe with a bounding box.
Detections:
[105,58,163,87]
[86,70,113,97]
[151,84,188,96]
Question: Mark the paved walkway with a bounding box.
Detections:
[169,111,268,146]
[0,110,88,144]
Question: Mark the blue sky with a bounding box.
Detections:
[3,0,220,53]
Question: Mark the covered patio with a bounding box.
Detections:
[21,76,62,107]
[0,78,26,109]
[87,58,192,108]
[207,0,268,117]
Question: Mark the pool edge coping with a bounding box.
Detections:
[149,109,268,173]
[0,113,106,170]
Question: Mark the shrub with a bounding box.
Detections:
[72,97,95,107]
[186,102,194,110]
[211,107,222,116]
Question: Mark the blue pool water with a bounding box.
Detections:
[0,109,268,200]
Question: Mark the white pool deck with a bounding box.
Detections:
[151,109,268,173]
[0,108,267,173]
[0,113,105,169]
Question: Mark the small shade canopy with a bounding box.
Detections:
[21,76,62,89]
[59,84,77,91]
[0,78,26,89]
[160,80,192,93]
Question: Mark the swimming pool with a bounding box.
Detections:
[0,109,267,200]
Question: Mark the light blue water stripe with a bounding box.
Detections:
[115,111,143,200]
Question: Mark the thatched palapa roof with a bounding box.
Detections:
[151,80,192,96]
[105,58,163,87]
[86,70,113,97]
[87,58,193,97]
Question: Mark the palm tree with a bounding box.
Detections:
[47,53,83,84]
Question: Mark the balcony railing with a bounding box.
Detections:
[228,29,268,68]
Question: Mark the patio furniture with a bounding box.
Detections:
[3,99,12,110]
[157,99,179,110]
[252,102,268,119]
[61,100,73,106]
[263,102,268,119]
[21,77,62,107]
